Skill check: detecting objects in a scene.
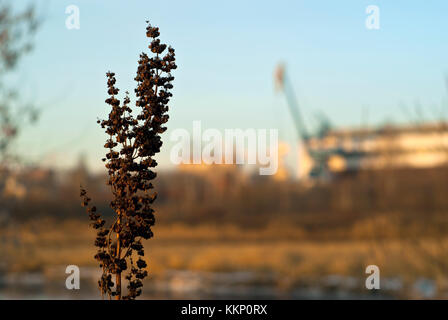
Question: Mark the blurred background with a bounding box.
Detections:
[1,0,448,299]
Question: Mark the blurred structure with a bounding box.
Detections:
[273,141,291,181]
[313,122,448,173]
[275,64,448,180]
[176,162,247,201]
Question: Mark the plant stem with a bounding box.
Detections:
[116,216,121,300]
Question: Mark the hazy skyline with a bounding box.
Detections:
[11,0,448,172]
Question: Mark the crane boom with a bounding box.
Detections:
[275,64,331,180]
[275,64,309,142]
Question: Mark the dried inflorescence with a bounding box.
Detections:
[81,21,176,300]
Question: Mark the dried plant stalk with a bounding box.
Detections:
[81,21,176,300]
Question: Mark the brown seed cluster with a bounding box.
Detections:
[80,21,176,300]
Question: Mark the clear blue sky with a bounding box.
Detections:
[12,0,448,172]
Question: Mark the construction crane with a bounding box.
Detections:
[274,64,333,180]
[274,64,309,142]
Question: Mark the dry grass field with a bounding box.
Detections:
[2,216,448,298]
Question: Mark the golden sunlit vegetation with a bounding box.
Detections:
[3,217,448,296]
